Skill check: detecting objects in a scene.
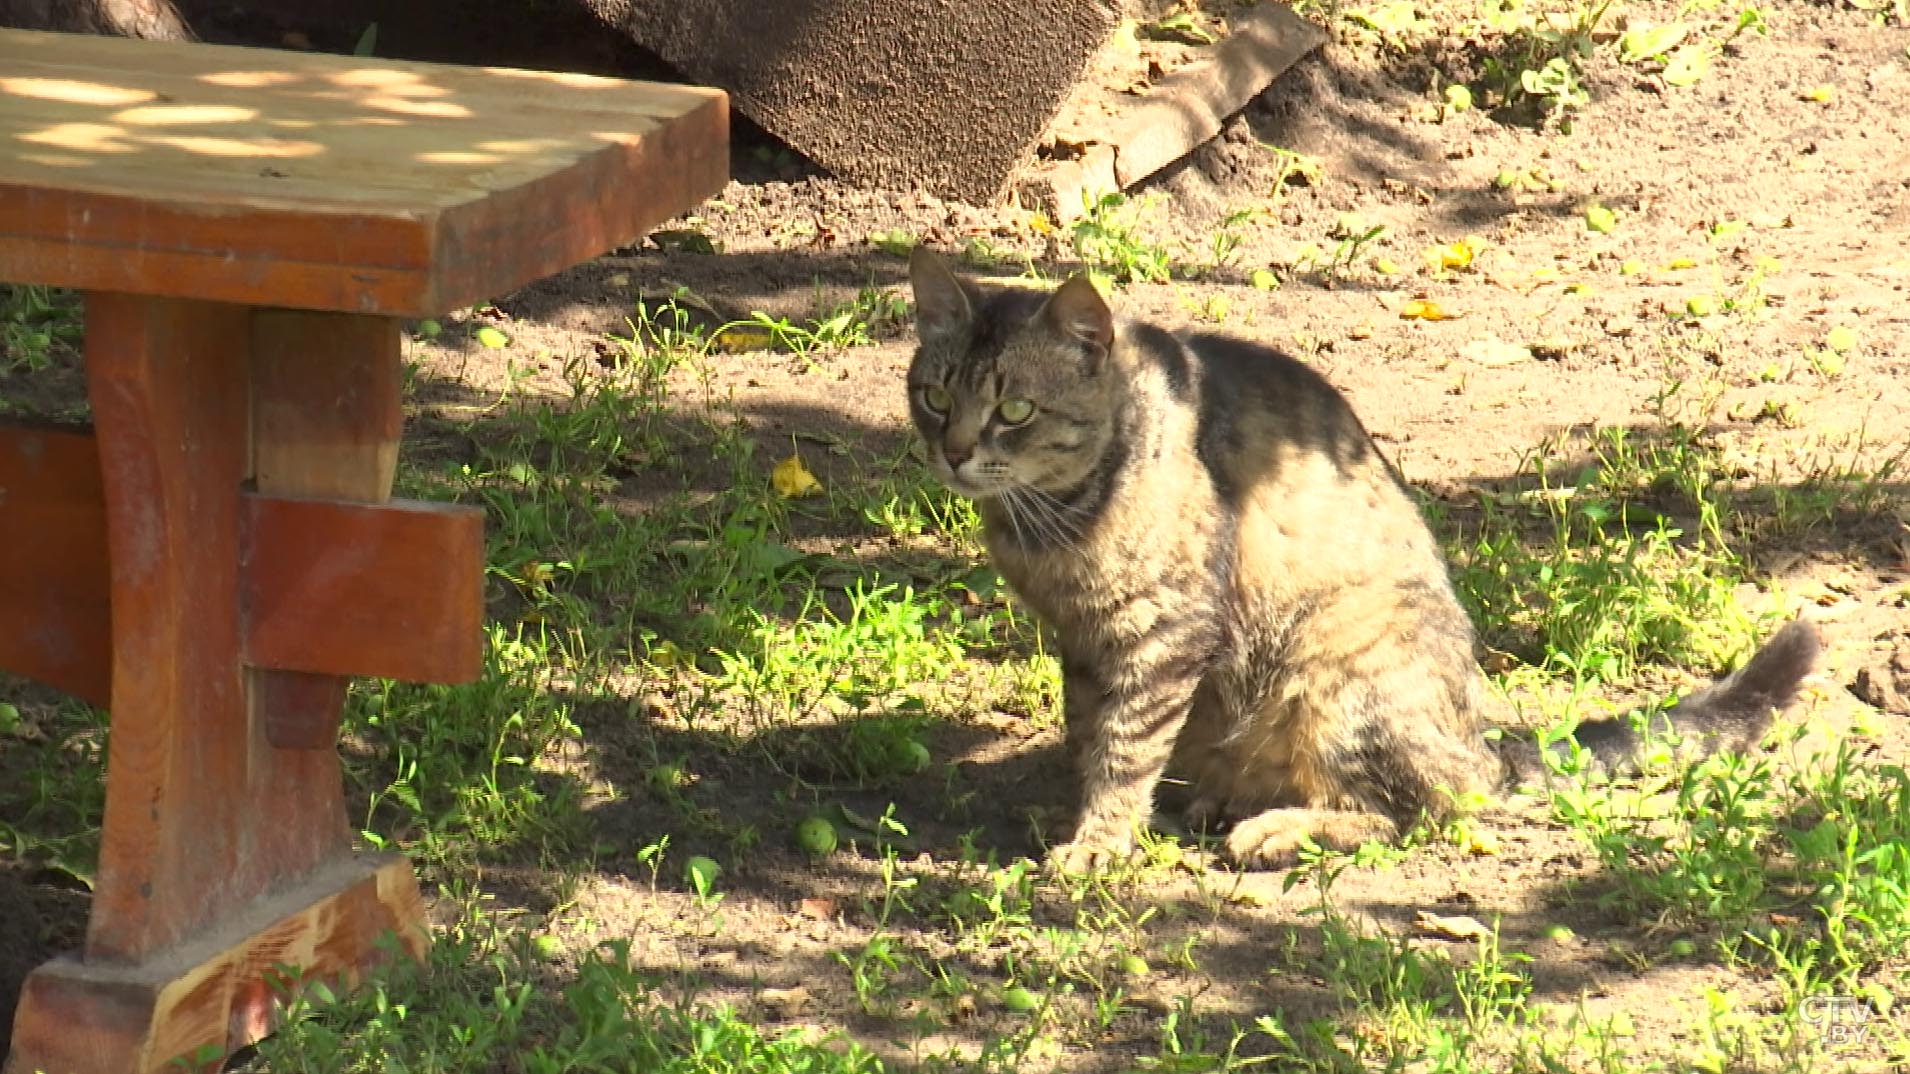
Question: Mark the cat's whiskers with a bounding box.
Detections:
[1010,483,1088,553]
[996,486,1032,548]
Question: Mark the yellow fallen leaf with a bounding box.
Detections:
[1028,213,1055,236]
[772,454,823,498]
[1374,257,1401,275]
[1665,256,1697,270]
[713,324,777,353]
[1400,299,1455,320]
[1467,829,1502,855]
[1801,85,1835,103]
[1427,236,1485,270]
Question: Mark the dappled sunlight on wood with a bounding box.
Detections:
[0,23,727,319]
[0,77,155,106]
[114,103,257,126]
[0,27,718,190]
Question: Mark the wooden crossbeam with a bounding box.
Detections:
[0,420,485,709]
[0,422,111,707]
[241,493,485,685]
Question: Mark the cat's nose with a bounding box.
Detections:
[943,442,974,468]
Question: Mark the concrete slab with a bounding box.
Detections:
[1024,1,1327,220]
[584,0,1115,205]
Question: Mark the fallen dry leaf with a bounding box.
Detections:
[797,896,837,920]
[1400,299,1456,321]
[1415,911,1492,941]
[758,985,811,1017]
[1466,829,1502,855]
[772,455,824,499]
[1461,337,1533,367]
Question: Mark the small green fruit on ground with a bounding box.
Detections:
[685,855,721,892]
[1119,954,1151,977]
[0,702,19,733]
[532,934,564,961]
[1668,938,1697,958]
[795,815,839,856]
[898,739,931,773]
[1000,985,1039,1012]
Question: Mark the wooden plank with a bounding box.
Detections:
[81,291,357,963]
[245,309,399,750]
[0,420,110,707]
[0,28,729,316]
[4,855,424,1074]
[0,30,724,212]
[241,494,485,688]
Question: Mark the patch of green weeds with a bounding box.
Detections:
[349,628,589,872]
[1475,0,1616,121]
[0,283,82,374]
[716,283,911,357]
[713,580,965,722]
[1545,725,1910,1026]
[0,692,107,889]
[1070,192,1174,285]
[1446,421,1761,682]
[251,899,887,1074]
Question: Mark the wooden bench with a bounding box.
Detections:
[0,27,726,1074]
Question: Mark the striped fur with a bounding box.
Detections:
[906,249,1820,871]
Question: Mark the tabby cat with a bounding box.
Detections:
[905,247,1822,872]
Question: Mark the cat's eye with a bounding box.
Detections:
[922,386,953,414]
[996,398,1036,425]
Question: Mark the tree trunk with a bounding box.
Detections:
[0,0,193,39]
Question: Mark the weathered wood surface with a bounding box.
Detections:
[0,421,110,707]
[0,26,729,315]
[5,856,424,1074]
[1,26,728,1072]
[0,421,485,725]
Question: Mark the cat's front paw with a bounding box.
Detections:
[1045,826,1138,875]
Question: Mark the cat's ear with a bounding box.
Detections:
[1043,274,1115,365]
[909,245,974,341]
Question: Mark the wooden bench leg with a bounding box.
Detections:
[4,295,428,1074]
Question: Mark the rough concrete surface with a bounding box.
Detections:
[585,0,1117,204]
[1025,0,1325,220]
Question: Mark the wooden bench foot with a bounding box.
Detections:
[1,295,463,1074]
[4,856,424,1074]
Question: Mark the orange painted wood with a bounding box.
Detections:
[0,420,110,706]
[79,291,360,965]
[4,855,424,1074]
[242,493,485,687]
[246,308,400,752]
[0,27,729,317]
[0,459,482,721]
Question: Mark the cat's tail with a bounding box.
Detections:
[1501,618,1823,783]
